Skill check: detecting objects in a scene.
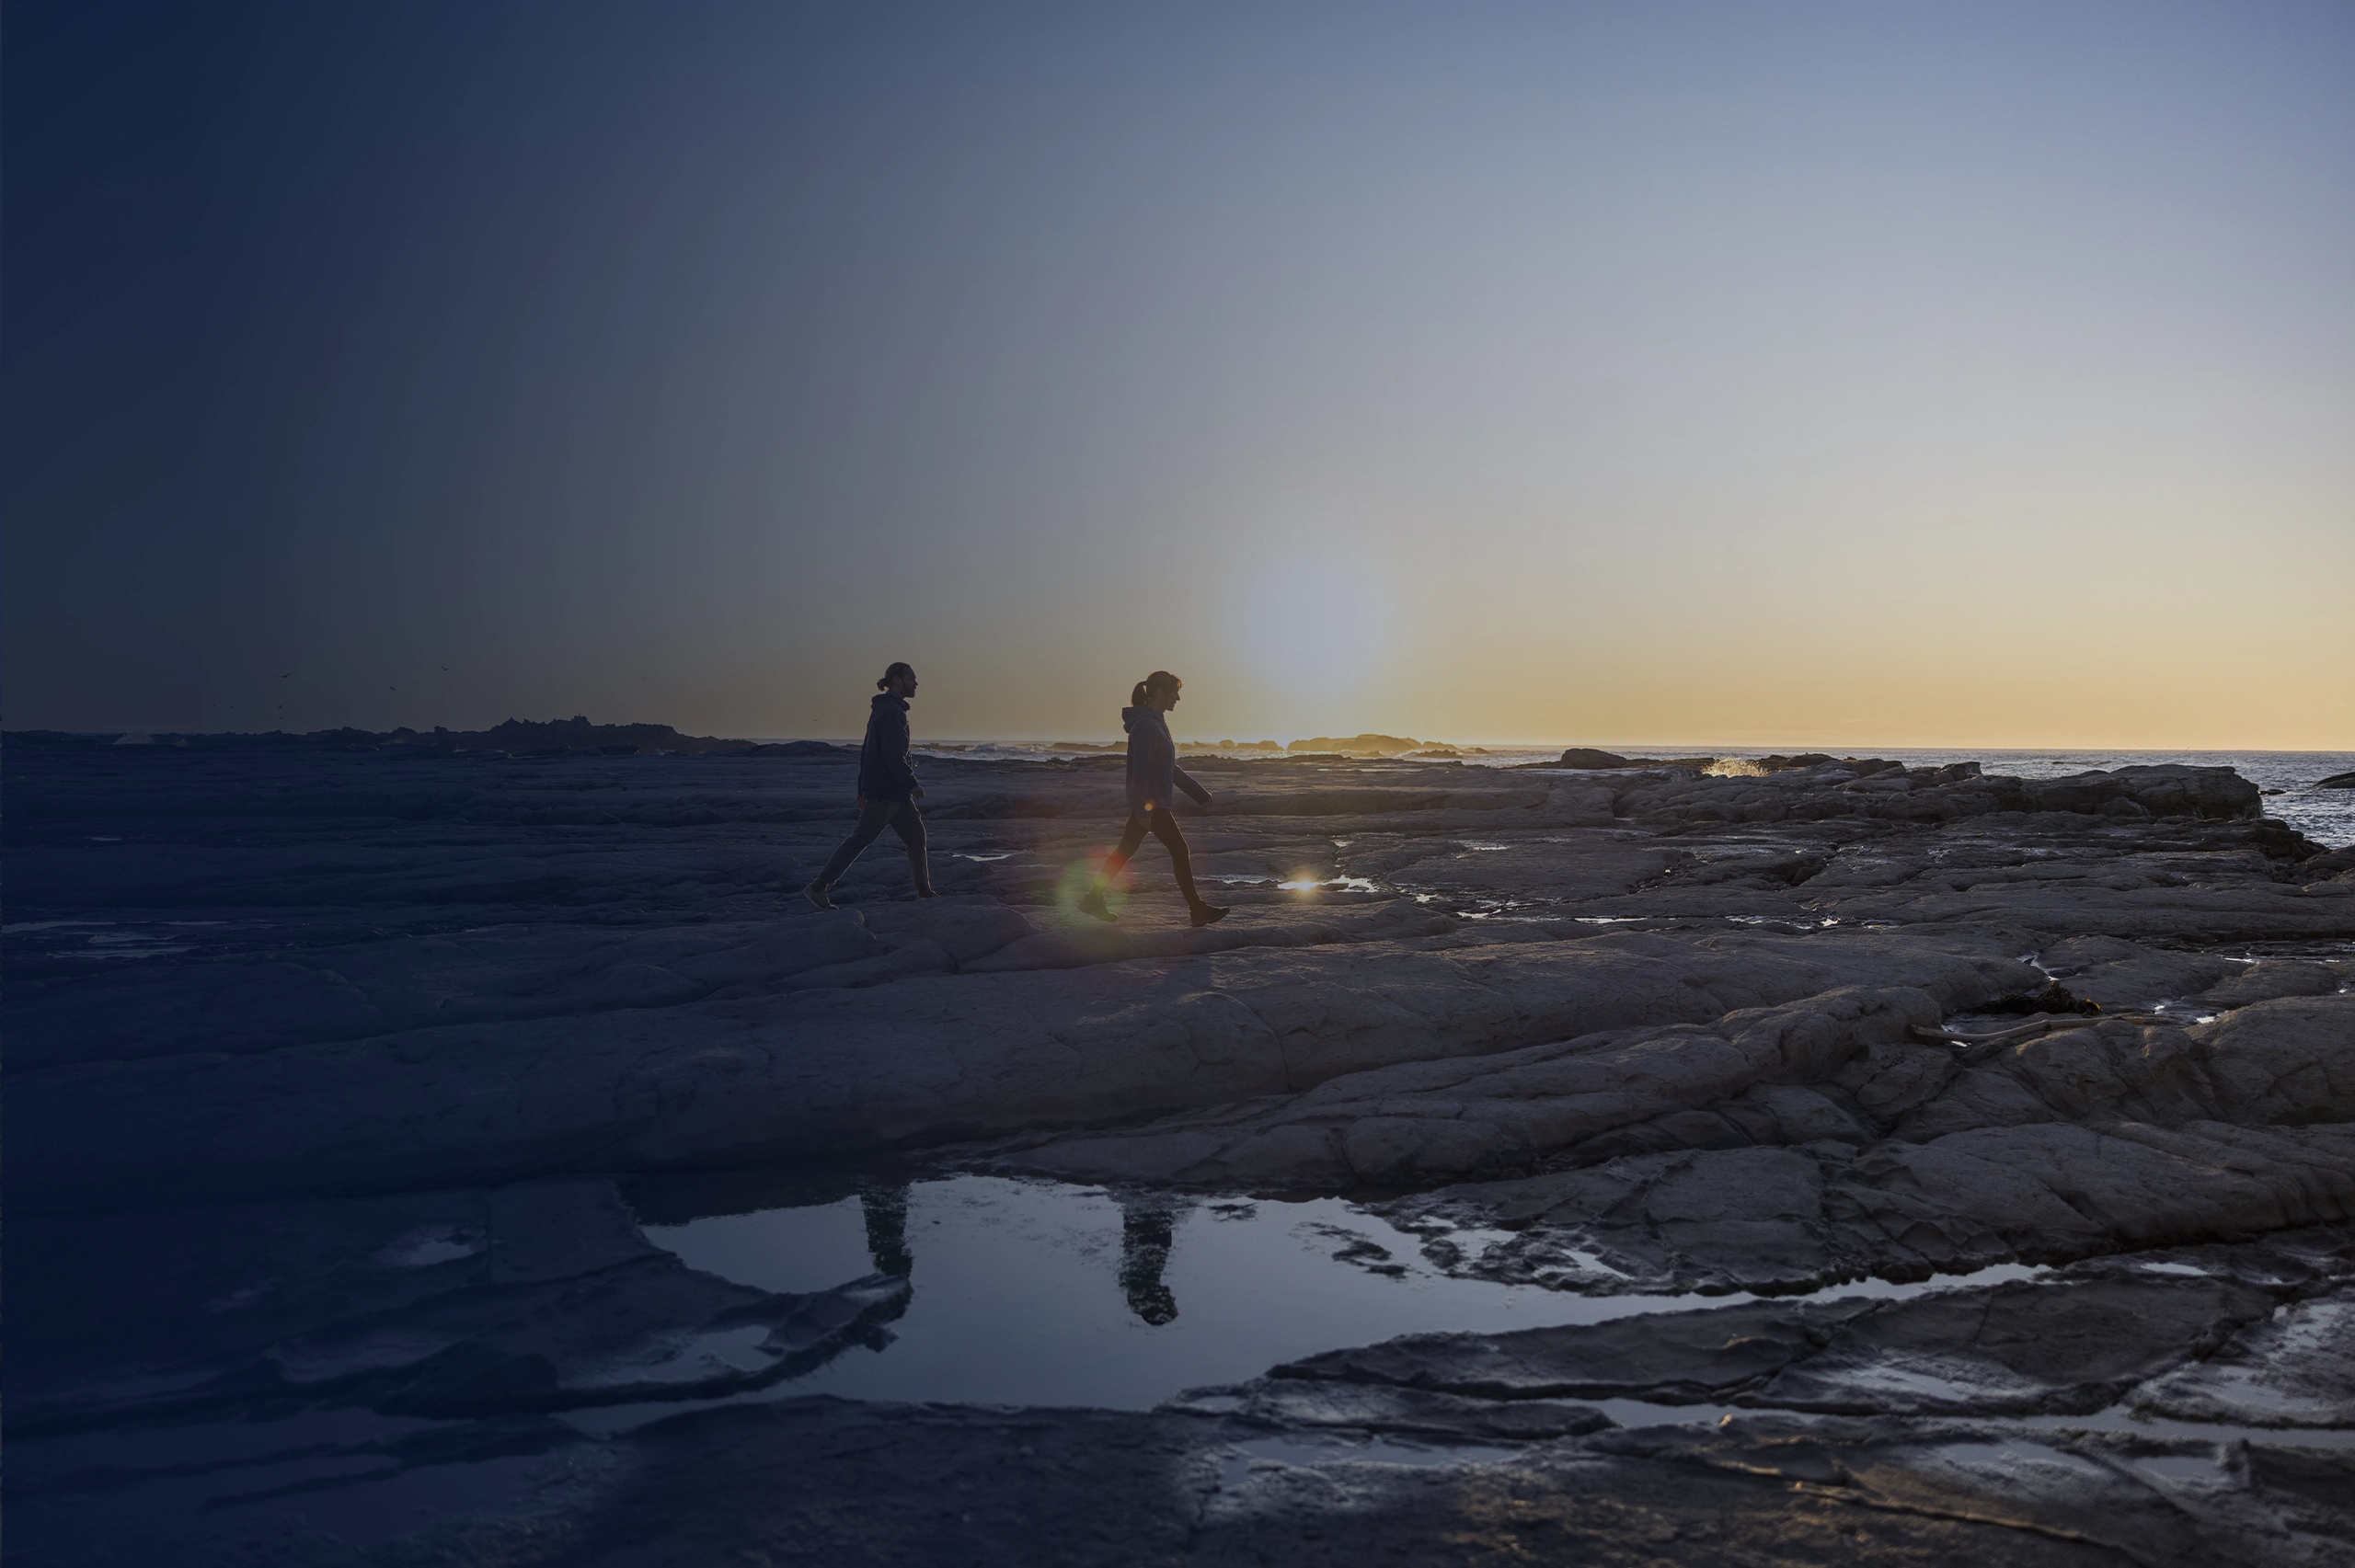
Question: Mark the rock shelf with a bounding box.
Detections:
[5,734,2349,1564]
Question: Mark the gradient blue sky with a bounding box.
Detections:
[7,0,2350,747]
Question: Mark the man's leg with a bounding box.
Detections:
[808,799,893,903]
[887,798,935,895]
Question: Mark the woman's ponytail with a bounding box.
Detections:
[1134,670,1181,707]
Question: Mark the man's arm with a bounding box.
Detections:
[890,709,920,795]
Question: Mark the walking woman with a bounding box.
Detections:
[803,662,936,909]
[1077,670,1229,927]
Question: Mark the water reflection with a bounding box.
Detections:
[1118,1193,1190,1325]
[642,1174,1913,1413]
[861,1179,913,1278]
[652,1174,1198,1330]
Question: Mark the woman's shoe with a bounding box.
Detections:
[1189,903,1230,928]
[1077,888,1115,921]
[802,881,834,910]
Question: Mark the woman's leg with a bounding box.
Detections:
[1095,814,1154,884]
[1078,814,1154,918]
[1149,812,1229,925]
[886,797,935,895]
[1145,810,1203,906]
[807,798,895,906]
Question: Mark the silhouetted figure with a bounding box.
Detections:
[1118,1194,1185,1325]
[805,663,936,909]
[1077,671,1229,928]
[859,1180,913,1278]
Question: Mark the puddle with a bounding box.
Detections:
[16,1170,2348,1564]
[635,1175,2044,1417]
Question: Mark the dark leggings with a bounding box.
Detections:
[1099,810,1203,908]
[815,795,930,889]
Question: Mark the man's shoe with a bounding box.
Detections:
[802,881,834,911]
[1077,888,1115,921]
[1189,903,1230,928]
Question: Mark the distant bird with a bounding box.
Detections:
[279,673,290,679]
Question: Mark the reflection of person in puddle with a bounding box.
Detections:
[1119,1194,1187,1325]
[860,1180,913,1277]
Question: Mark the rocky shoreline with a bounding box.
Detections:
[5,734,2350,1564]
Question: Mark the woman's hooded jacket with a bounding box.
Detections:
[1121,705,1211,815]
[857,693,919,800]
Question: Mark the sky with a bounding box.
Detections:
[6,0,2351,750]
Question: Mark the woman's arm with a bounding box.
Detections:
[1174,765,1212,806]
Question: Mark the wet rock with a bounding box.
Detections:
[1274,1272,2278,1417]
[2130,1286,2355,1427]
[1836,1120,2355,1265]
[1596,1414,2355,1568]
[1832,1039,1959,1127]
[7,1176,909,1435]
[982,980,1992,1189]
[1720,1081,1881,1144]
[1749,1275,2278,1415]
[2202,959,2349,1009]
[8,928,2039,1208]
[2301,844,2355,880]
[1979,979,2103,1015]
[276,1257,909,1420]
[2314,772,2355,789]
[11,733,2351,1566]
[190,1396,2145,1568]
[2189,994,2355,1124]
[2023,764,2263,821]
[991,986,2355,1236]
[1274,1297,1870,1402]
[1377,1116,2355,1295]
[2033,935,2246,1011]
[1164,1379,1614,1439]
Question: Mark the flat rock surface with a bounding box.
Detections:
[6,738,2351,1564]
[7,742,2348,1211]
